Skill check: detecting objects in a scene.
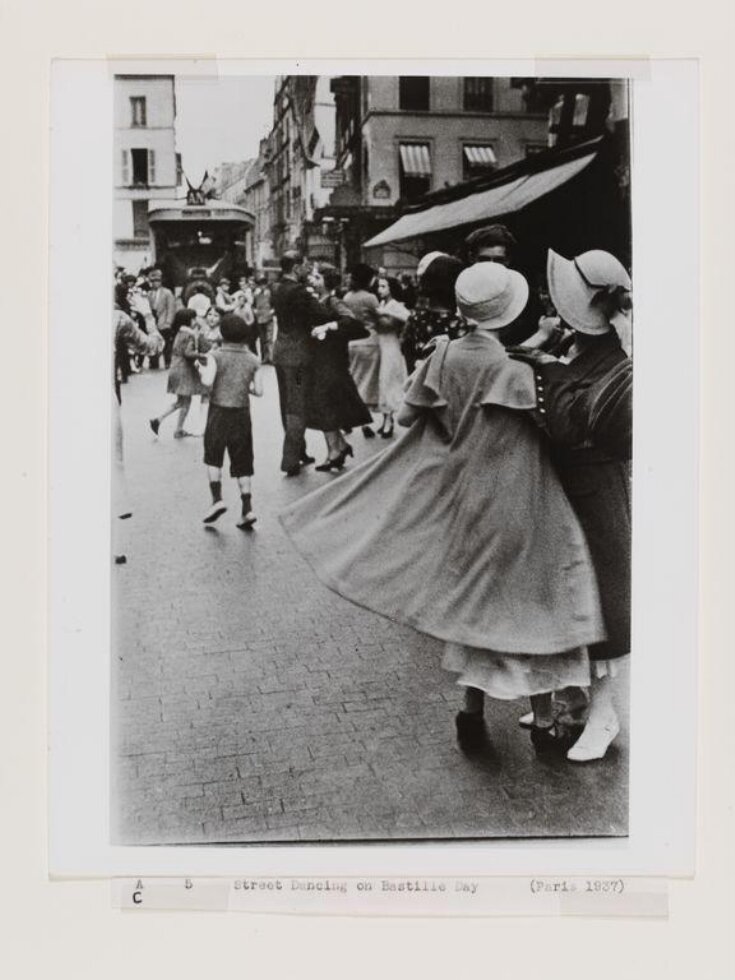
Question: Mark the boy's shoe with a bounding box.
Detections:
[149,418,160,436]
[203,502,227,524]
[237,512,257,530]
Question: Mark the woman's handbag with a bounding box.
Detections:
[197,353,217,388]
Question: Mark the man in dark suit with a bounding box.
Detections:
[272,252,334,475]
[464,224,542,347]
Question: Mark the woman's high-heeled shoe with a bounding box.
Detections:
[331,447,351,470]
[566,714,620,763]
[380,419,394,439]
[530,721,577,756]
[455,710,488,752]
[362,425,375,438]
[315,447,352,472]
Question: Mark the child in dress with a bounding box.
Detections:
[202,313,263,528]
[149,308,210,438]
[281,263,606,754]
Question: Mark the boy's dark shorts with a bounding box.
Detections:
[203,404,253,477]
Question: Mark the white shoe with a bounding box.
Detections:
[236,512,257,530]
[203,501,227,524]
[567,714,620,762]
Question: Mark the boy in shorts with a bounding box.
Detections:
[202,313,262,528]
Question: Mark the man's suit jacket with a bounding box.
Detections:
[272,277,332,367]
[148,286,176,332]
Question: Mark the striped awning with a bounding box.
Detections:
[364,151,596,248]
[464,145,496,167]
[399,143,432,177]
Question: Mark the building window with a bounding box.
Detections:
[130,97,147,127]
[463,77,494,112]
[399,77,430,111]
[124,148,156,186]
[462,144,497,180]
[398,142,432,201]
[132,200,149,238]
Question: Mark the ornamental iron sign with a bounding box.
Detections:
[372,180,391,200]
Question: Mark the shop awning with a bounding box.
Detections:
[399,143,432,177]
[364,151,596,248]
[464,145,497,167]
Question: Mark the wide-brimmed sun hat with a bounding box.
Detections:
[455,262,529,330]
[547,249,632,336]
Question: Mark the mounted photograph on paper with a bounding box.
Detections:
[110,72,632,845]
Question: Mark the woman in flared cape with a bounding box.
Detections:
[281,331,603,654]
[281,263,606,752]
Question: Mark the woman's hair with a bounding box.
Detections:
[114,281,131,313]
[315,263,341,293]
[419,255,464,309]
[379,276,404,302]
[350,263,376,291]
[172,308,197,331]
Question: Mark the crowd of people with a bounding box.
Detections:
[113,221,633,768]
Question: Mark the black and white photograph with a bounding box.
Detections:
[109,71,634,845]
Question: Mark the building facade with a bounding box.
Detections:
[242,150,273,271]
[261,76,337,266]
[324,75,549,273]
[363,78,632,277]
[113,75,181,272]
[214,160,253,205]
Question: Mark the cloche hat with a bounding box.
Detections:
[547,249,632,336]
[455,262,529,330]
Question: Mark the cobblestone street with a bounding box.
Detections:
[112,366,629,845]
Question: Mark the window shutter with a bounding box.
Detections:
[147,149,156,185]
[121,149,130,186]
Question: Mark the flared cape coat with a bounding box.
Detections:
[280,332,605,656]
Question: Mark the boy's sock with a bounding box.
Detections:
[237,492,256,529]
[210,481,222,503]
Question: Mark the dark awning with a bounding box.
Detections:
[364,151,596,248]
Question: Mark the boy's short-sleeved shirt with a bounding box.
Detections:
[211,344,260,409]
